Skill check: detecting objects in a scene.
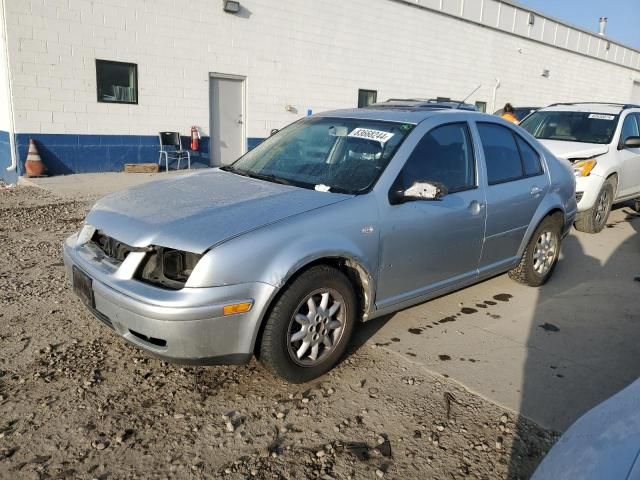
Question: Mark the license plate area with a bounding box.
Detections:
[73,266,95,309]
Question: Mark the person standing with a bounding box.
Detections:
[501,103,519,124]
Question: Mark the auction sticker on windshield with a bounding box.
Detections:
[348,128,395,143]
[588,114,616,120]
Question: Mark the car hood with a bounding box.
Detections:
[538,140,609,161]
[86,169,352,253]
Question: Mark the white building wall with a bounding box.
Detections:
[0,0,12,132]
[1,0,640,157]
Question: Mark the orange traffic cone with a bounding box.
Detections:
[25,138,46,177]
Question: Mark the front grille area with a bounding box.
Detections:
[91,230,137,263]
[576,192,584,203]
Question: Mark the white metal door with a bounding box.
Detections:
[209,75,245,166]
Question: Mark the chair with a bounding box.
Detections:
[158,132,191,172]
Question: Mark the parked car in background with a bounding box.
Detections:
[64,105,576,383]
[520,102,640,233]
[533,379,640,480]
[494,106,539,122]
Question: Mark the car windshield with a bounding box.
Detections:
[223,117,414,194]
[520,111,619,144]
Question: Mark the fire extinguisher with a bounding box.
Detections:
[190,126,200,151]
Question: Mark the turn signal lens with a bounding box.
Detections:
[573,159,597,177]
[223,302,253,316]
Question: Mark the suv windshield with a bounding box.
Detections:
[223,117,414,194]
[520,111,619,144]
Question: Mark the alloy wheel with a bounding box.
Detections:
[287,289,345,366]
[594,188,610,226]
[532,230,558,276]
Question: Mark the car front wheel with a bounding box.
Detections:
[258,265,357,383]
[509,215,562,287]
[574,178,615,233]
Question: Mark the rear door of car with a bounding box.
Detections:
[375,118,486,309]
[472,121,549,274]
[617,112,640,198]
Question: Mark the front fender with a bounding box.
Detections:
[187,196,380,311]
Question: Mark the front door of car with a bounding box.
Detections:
[617,113,640,198]
[474,122,549,273]
[376,122,486,309]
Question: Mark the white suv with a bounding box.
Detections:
[521,102,640,233]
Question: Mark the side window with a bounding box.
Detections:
[515,135,543,176]
[400,123,475,193]
[620,114,640,142]
[477,123,524,185]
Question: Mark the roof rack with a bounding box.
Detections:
[369,99,477,111]
[547,102,640,110]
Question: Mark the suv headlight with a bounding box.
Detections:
[571,159,597,177]
[137,247,202,290]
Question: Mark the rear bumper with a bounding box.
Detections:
[63,235,276,365]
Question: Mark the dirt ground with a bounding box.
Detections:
[0,184,556,480]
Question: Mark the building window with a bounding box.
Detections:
[358,89,377,108]
[96,59,138,104]
[475,101,487,112]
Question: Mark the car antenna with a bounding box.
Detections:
[456,84,482,109]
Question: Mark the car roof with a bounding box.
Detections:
[539,102,640,114]
[316,107,484,124]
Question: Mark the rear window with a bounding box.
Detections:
[520,111,619,144]
[477,123,523,184]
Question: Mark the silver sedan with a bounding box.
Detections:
[64,105,576,382]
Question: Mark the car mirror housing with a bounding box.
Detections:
[389,181,448,204]
[621,136,640,150]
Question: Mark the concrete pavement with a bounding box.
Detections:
[18,170,192,200]
[357,205,640,431]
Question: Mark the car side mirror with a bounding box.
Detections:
[620,136,640,150]
[389,181,448,204]
[270,128,279,136]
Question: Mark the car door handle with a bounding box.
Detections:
[469,200,485,215]
[530,186,543,196]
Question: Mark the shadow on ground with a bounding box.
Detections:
[509,204,640,478]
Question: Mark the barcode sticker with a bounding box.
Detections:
[588,114,615,120]
[348,128,395,143]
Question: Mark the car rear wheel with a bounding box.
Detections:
[574,178,615,233]
[508,215,562,287]
[258,265,357,383]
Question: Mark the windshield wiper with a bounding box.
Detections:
[219,165,249,177]
[244,171,297,186]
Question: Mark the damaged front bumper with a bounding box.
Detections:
[63,234,276,365]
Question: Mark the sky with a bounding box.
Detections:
[515,0,639,49]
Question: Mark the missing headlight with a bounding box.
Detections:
[136,247,202,290]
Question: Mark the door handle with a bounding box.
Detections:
[469,200,485,215]
[530,186,542,196]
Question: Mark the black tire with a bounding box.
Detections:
[631,199,640,213]
[259,265,357,383]
[509,215,562,287]
[574,178,615,233]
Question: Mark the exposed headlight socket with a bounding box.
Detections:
[137,247,202,290]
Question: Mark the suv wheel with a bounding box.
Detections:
[509,215,562,287]
[259,265,357,383]
[574,177,615,233]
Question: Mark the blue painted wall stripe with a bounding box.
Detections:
[1,133,268,181]
[14,134,212,177]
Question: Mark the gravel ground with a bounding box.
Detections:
[0,184,556,479]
